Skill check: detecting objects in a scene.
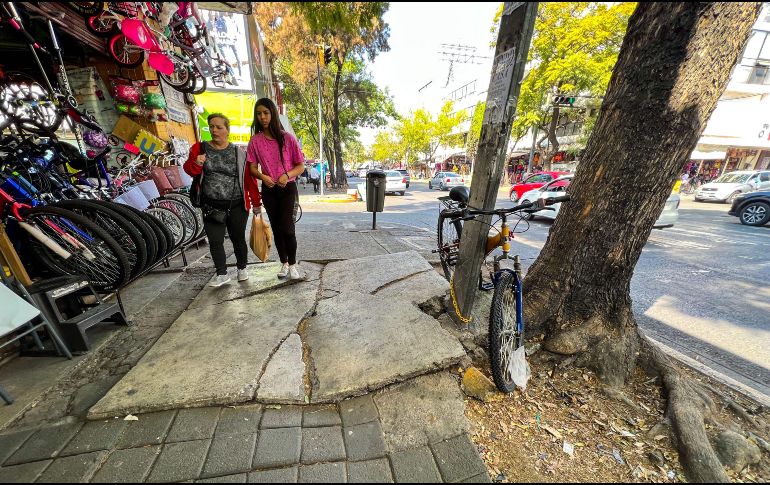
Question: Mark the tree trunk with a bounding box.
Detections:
[543,106,560,171]
[525,1,758,383]
[330,58,347,188]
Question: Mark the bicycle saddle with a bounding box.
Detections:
[449,186,469,205]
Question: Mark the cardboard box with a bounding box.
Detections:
[112,115,145,144]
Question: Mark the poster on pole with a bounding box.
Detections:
[482,46,517,126]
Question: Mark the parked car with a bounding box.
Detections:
[345,169,355,178]
[509,171,571,202]
[694,170,770,203]
[728,191,770,226]
[396,169,410,188]
[384,170,407,195]
[429,172,466,190]
[519,175,680,228]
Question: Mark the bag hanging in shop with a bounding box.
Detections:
[250,213,273,262]
[163,166,185,189]
[150,166,174,195]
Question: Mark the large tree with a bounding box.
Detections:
[511,2,636,169]
[521,3,761,482]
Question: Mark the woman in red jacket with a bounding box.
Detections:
[184,113,261,287]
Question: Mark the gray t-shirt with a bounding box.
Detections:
[202,144,241,201]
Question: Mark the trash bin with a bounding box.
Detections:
[366,170,387,213]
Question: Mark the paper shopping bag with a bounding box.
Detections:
[250,213,273,262]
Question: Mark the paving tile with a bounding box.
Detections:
[389,446,442,483]
[260,406,302,429]
[215,405,262,436]
[302,405,341,428]
[343,422,387,462]
[116,410,177,449]
[0,429,34,465]
[36,451,107,483]
[0,460,51,482]
[298,462,347,483]
[248,467,298,483]
[4,422,82,465]
[60,419,127,456]
[301,427,346,464]
[91,445,161,483]
[252,428,301,469]
[147,439,211,483]
[430,435,487,483]
[196,473,247,483]
[346,458,393,483]
[459,473,493,483]
[201,433,257,478]
[166,407,221,443]
[339,395,378,427]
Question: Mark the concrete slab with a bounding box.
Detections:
[256,334,306,404]
[296,231,388,262]
[306,293,466,402]
[374,269,448,311]
[321,250,433,296]
[374,372,469,453]
[190,263,322,311]
[88,281,319,419]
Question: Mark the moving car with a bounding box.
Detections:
[429,172,466,190]
[509,171,570,202]
[694,170,770,203]
[396,169,410,188]
[384,170,407,196]
[728,191,770,226]
[519,175,680,228]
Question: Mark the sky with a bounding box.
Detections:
[358,2,502,148]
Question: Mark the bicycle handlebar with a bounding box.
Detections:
[451,194,572,221]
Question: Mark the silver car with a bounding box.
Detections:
[695,170,770,203]
[429,172,467,190]
[384,170,407,195]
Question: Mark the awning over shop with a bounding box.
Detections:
[690,150,726,160]
[196,2,252,14]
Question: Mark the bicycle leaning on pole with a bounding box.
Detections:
[434,186,571,393]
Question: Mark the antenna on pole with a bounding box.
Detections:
[438,44,491,88]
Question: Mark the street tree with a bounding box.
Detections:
[371,130,403,167]
[520,3,761,482]
[512,2,636,169]
[397,101,467,169]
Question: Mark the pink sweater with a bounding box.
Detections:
[246,132,305,182]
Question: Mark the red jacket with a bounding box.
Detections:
[183,142,261,210]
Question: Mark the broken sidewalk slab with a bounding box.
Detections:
[322,250,433,296]
[256,334,306,404]
[87,280,319,420]
[374,269,448,311]
[190,262,322,310]
[306,292,466,402]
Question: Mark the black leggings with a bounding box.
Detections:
[261,182,298,265]
[203,198,249,275]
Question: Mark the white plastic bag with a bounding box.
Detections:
[507,346,532,390]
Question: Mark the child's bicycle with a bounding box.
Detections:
[435,186,570,392]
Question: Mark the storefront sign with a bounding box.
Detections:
[160,80,191,124]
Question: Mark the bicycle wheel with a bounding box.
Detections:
[159,55,192,89]
[146,206,185,249]
[489,271,523,393]
[71,2,104,15]
[108,34,146,68]
[152,197,198,246]
[294,200,302,223]
[437,212,463,282]
[136,209,170,259]
[54,199,147,279]
[100,201,159,267]
[24,206,131,292]
[0,73,63,134]
[87,12,118,37]
[164,193,204,239]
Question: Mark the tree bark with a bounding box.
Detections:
[543,106,560,170]
[331,57,347,188]
[522,3,760,479]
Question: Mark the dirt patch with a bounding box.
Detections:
[460,352,770,483]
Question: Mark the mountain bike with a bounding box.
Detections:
[435,186,570,392]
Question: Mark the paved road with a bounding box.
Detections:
[298,179,770,399]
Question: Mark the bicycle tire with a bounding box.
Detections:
[164,193,205,239]
[0,73,64,135]
[25,206,131,292]
[146,206,186,249]
[108,34,146,68]
[135,209,170,260]
[100,201,159,267]
[54,199,147,278]
[71,2,104,15]
[152,197,198,246]
[159,56,192,89]
[489,270,522,393]
[86,12,118,37]
[437,212,463,282]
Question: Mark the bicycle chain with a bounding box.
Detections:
[449,272,473,324]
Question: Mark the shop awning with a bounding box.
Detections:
[196,2,252,14]
[690,150,726,160]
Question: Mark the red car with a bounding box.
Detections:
[509,171,571,201]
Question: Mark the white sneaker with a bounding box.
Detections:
[237,269,249,282]
[277,263,290,279]
[289,264,304,280]
[210,274,231,287]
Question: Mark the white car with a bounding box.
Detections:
[520,175,679,228]
[384,170,407,195]
[694,170,770,203]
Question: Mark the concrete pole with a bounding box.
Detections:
[317,48,325,197]
[452,2,538,326]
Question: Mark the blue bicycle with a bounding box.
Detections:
[436,186,570,392]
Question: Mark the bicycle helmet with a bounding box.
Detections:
[449,186,470,204]
[84,130,109,149]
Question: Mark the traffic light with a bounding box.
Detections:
[324,46,333,66]
[553,95,576,107]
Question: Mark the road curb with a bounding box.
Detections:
[649,337,770,408]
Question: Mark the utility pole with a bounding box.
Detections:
[452,2,538,326]
[316,44,325,196]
